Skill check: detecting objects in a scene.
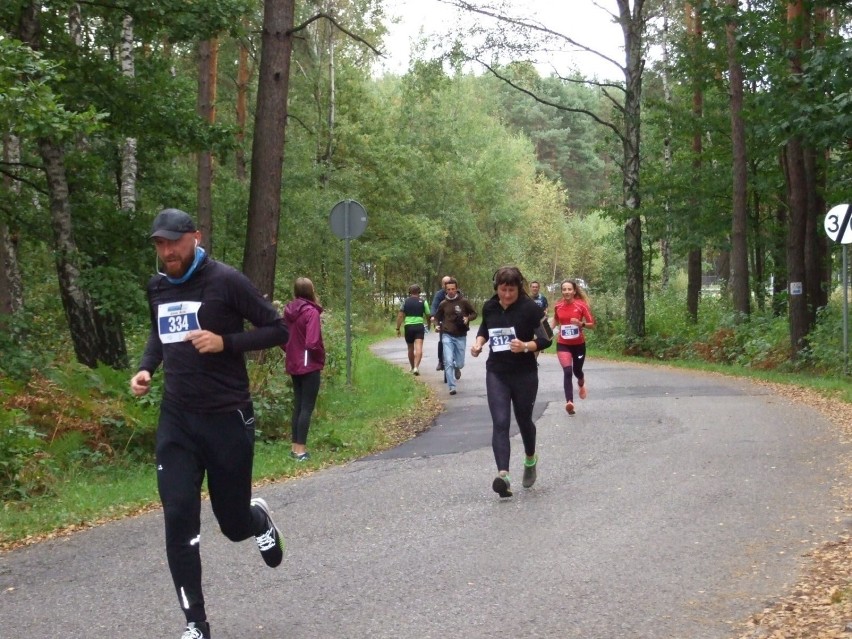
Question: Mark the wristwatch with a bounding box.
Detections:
[523,343,529,353]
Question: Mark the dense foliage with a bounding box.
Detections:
[1,1,850,504]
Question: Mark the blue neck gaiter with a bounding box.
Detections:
[166,246,206,285]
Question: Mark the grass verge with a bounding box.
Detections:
[0,336,439,551]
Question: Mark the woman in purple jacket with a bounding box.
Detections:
[283,277,326,461]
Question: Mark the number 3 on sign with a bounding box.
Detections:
[824,204,852,245]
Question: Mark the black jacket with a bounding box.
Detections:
[138,255,288,412]
[476,294,552,374]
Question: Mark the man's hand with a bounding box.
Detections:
[130,370,151,397]
[186,330,224,353]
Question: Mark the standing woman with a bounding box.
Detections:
[283,277,325,461]
[550,279,594,415]
[470,266,552,498]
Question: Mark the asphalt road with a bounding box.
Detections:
[0,329,847,639]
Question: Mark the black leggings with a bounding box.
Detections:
[486,368,539,473]
[156,400,266,623]
[557,342,587,402]
[291,370,321,445]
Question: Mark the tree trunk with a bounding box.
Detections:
[119,14,138,213]
[783,0,809,357]
[197,37,218,253]
[687,249,702,321]
[804,8,830,314]
[618,0,646,342]
[685,2,702,323]
[20,0,127,369]
[772,203,788,317]
[0,135,24,315]
[39,139,127,368]
[660,0,673,290]
[321,29,336,186]
[783,142,809,356]
[243,0,296,298]
[726,0,750,318]
[235,23,250,182]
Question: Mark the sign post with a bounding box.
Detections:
[329,200,368,385]
[824,203,851,374]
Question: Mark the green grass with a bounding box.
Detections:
[0,335,432,548]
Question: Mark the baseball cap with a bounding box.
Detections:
[150,208,196,240]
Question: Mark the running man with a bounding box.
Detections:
[130,208,289,639]
[396,283,431,375]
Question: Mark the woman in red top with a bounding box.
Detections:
[550,279,594,415]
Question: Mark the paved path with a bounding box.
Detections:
[0,329,847,638]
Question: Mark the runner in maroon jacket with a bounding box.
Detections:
[283,277,326,462]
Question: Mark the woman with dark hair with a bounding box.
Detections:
[550,279,594,415]
[470,266,552,498]
[283,277,325,461]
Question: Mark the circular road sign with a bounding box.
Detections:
[329,200,368,239]
[824,203,852,245]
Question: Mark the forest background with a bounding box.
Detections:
[0,0,851,538]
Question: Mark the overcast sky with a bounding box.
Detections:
[375,0,626,80]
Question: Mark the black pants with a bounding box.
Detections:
[291,370,321,445]
[156,399,265,623]
[486,368,538,473]
[557,342,587,402]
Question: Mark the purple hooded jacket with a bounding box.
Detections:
[283,298,325,376]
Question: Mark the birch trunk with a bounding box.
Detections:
[617,0,646,342]
[40,140,128,368]
[0,135,24,315]
[120,14,137,213]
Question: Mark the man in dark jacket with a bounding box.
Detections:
[130,208,289,639]
[430,275,451,370]
[434,278,477,395]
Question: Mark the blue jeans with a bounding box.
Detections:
[441,333,467,390]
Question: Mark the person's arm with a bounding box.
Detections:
[471,333,488,357]
[434,301,444,328]
[305,309,323,351]
[132,290,162,396]
[396,309,405,335]
[465,301,477,323]
[137,286,163,374]
[218,270,289,352]
[471,305,488,356]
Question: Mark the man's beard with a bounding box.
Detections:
[163,253,193,278]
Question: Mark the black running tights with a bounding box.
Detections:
[291,370,321,446]
[486,368,538,473]
[156,400,266,623]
